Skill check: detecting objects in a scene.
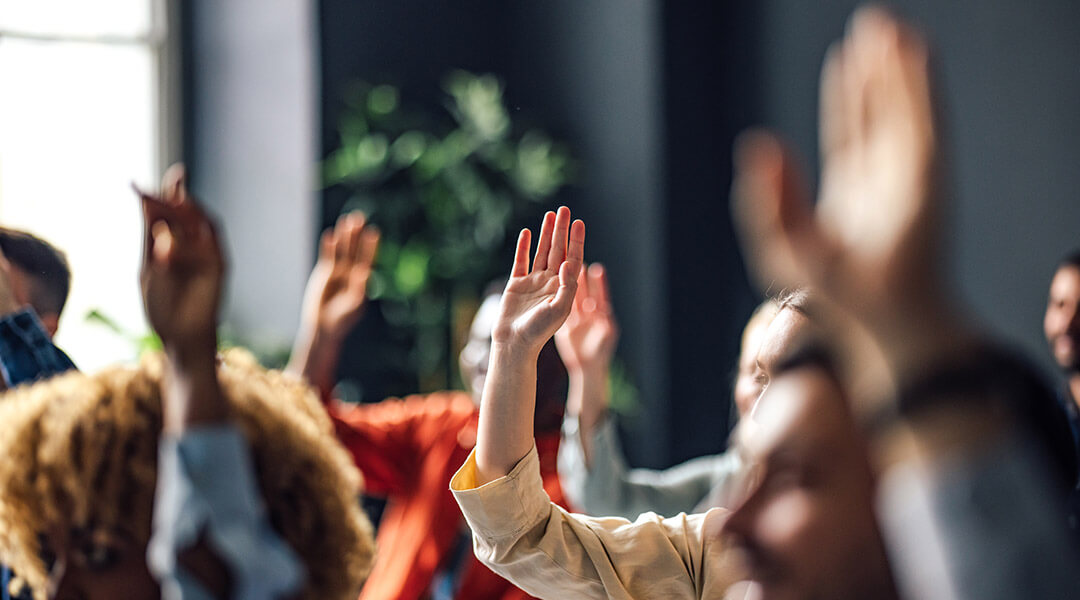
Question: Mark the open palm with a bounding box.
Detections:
[137,165,224,351]
[493,206,585,356]
[734,8,942,323]
[555,263,618,373]
[302,212,380,339]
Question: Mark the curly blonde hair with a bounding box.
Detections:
[0,349,374,599]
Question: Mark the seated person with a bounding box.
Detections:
[451,9,1080,600]
[0,226,71,340]
[557,282,776,517]
[1045,251,1080,468]
[0,233,76,600]
[285,215,574,600]
[0,228,76,390]
[0,168,375,600]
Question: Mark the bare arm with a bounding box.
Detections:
[475,206,585,485]
[555,263,618,466]
[136,165,227,434]
[285,212,379,398]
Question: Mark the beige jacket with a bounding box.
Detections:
[451,446,742,599]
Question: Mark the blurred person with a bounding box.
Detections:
[0,244,77,600]
[732,6,1080,598]
[0,227,71,340]
[452,7,1080,600]
[0,229,75,393]
[285,214,571,600]
[0,168,376,600]
[0,232,76,599]
[556,278,778,517]
[1044,251,1080,527]
[1045,252,1080,455]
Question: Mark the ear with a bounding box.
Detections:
[39,313,60,339]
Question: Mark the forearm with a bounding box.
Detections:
[566,365,610,467]
[285,324,343,400]
[163,337,227,435]
[475,343,539,485]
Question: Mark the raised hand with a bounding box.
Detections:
[555,263,618,464]
[285,213,379,396]
[731,7,968,384]
[475,206,584,483]
[493,207,586,357]
[555,263,619,376]
[136,164,225,356]
[301,212,380,341]
[136,165,228,433]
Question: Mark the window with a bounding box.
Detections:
[0,0,177,370]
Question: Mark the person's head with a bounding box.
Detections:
[747,289,814,415]
[459,284,568,433]
[0,228,71,338]
[723,344,896,600]
[732,300,779,418]
[1045,252,1080,375]
[0,349,375,600]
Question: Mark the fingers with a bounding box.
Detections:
[571,265,589,315]
[343,213,364,262]
[358,225,380,268]
[532,211,556,272]
[819,42,847,160]
[161,163,187,205]
[546,206,572,271]
[553,258,582,313]
[554,219,585,304]
[588,263,610,314]
[731,130,819,291]
[135,178,223,273]
[511,228,532,278]
[566,217,585,271]
[319,229,336,262]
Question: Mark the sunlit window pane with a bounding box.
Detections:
[0,0,152,39]
[0,37,156,370]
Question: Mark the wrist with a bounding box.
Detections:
[490,340,543,367]
[164,334,218,372]
[567,361,610,381]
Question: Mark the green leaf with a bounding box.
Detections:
[367,84,400,115]
[394,241,431,296]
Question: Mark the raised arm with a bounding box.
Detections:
[554,263,618,465]
[285,212,379,399]
[138,166,304,599]
[475,206,584,485]
[137,165,227,433]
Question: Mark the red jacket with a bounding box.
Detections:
[330,391,569,600]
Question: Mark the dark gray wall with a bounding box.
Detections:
[756,0,1080,377]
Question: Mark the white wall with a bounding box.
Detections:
[189,0,318,353]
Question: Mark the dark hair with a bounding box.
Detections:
[0,228,71,317]
[1058,250,1080,271]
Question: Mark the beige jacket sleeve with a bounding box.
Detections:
[451,445,741,600]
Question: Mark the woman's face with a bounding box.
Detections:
[44,527,159,600]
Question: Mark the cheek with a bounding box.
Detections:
[1045,311,1061,337]
[733,376,762,415]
